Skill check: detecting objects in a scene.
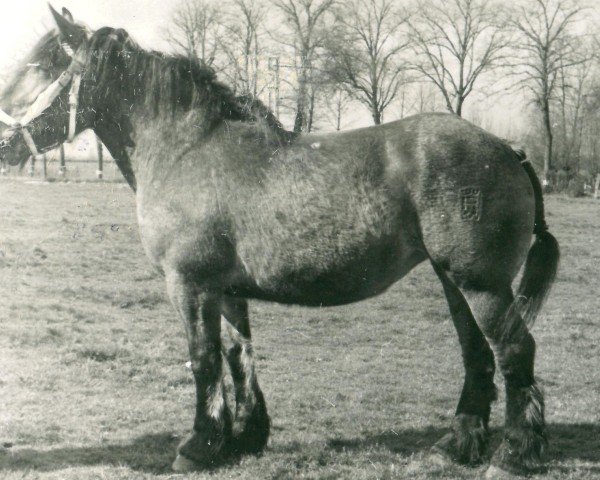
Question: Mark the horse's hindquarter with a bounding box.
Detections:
[407,114,536,287]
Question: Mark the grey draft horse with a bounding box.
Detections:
[0,7,559,478]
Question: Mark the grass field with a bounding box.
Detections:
[0,179,598,480]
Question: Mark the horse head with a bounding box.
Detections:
[0,6,90,167]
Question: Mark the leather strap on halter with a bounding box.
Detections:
[0,45,85,158]
[67,72,82,142]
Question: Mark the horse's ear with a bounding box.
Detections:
[49,4,86,50]
[61,7,74,23]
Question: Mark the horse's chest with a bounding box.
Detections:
[135,191,234,279]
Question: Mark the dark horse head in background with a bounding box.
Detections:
[0,6,560,479]
[0,7,82,169]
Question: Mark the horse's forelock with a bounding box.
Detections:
[89,27,137,56]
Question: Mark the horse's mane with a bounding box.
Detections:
[88,27,293,143]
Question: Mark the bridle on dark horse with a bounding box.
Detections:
[0,43,84,159]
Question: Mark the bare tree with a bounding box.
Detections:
[219,0,267,96]
[555,57,593,173]
[327,0,410,125]
[575,54,600,180]
[167,0,221,66]
[510,0,585,185]
[322,87,352,130]
[415,82,443,113]
[409,0,510,117]
[273,0,336,133]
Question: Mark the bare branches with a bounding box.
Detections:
[218,0,267,95]
[322,87,352,130]
[272,0,337,133]
[508,0,587,104]
[509,0,587,181]
[325,0,410,125]
[408,0,510,117]
[166,0,222,67]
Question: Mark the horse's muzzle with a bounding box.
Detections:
[0,130,29,166]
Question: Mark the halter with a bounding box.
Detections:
[0,44,85,159]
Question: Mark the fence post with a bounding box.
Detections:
[42,153,47,179]
[58,144,66,176]
[0,160,6,175]
[28,156,35,177]
[594,174,600,199]
[96,137,103,179]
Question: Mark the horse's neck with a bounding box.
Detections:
[120,106,223,184]
[94,121,137,190]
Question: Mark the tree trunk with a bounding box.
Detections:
[253,37,259,97]
[307,88,316,133]
[372,105,381,125]
[293,96,305,134]
[294,63,308,134]
[455,96,463,117]
[542,98,553,189]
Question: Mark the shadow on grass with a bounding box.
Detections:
[0,433,180,473]
[0,423,598,474]
[326,422,600,465]
[548,423,600,462]
[326,425,445,456]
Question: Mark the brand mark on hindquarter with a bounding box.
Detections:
[460,187,482,220]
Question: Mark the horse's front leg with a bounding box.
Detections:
[165,271,232,471]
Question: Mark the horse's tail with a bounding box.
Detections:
[511,150,560,328]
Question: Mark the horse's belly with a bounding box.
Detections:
[231,236,426,306]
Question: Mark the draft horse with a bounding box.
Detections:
[0,7,559,478]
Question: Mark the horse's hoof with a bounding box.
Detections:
[172,453,199,472]
[485,465,519,479]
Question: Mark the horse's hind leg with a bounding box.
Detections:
[461,286,546,478]
[430,264,497,465]
[221,296,270,455]
[165,271,232,471]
